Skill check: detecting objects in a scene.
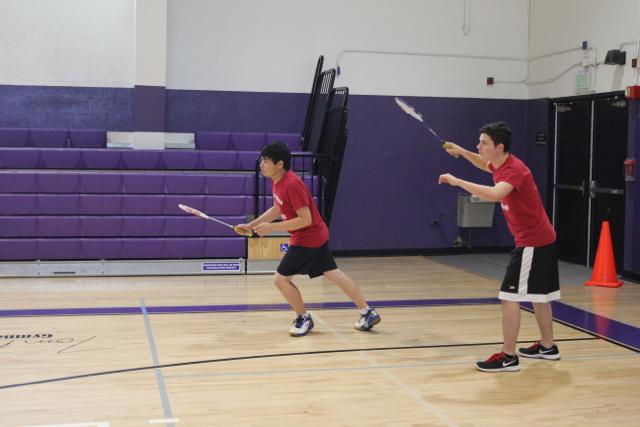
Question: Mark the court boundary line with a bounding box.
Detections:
[0,337,597,391]
[0,298,501,317]
[140,299,176,427]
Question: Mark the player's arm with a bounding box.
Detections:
[253,205,312,235]
[252,204,282,225]
[235,203,282,234]
[444,142,490,172]
[438,174,513,202]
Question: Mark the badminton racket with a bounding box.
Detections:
[178,204,254,237]
[394,97,455,153]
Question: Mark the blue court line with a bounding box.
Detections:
[140,299,175,427]
[0,297,501,317]
[0,297,637,352]
[529,301,640,352]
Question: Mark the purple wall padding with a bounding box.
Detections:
[165,217,206,237]
[204,217,245,236]
[0,217,37,237]
[0,85,132,130]
[204,196,247,216]
[230,132,266,151]
[81,217,123,237]
[123,217,165,237]
[122,173,165,194]
[166,90,308,133]
[164,195,205,214]
[206,174,248,195]
[121,150,162,169]
[0,148,40,168]
[204,237,245,258]
[40,149,81,168]
[0,240,37,260]
[525,99,551,205]
[121,195,165,214]
[161,150,200,170]
[81,149,122,169]
[195,132,232,150]
[329,95,526,251]
[133,85,166,132]
[123,238,165,259]
[80,195,122,215]
[37,172,80,193]
[29,128,69,148]
[37,194,80,215]
[69,129,107,148]
[82,239,123,259]
[164,238,207,258]
[235,151,260,170]
[199,151,238,170]
[37,217,81,237]
[267,133,301,151]
[0,194,36,214]
[0,128,30,147]
[38,239,81,260]
[0,171,37,192]
[81,172,123,193]
[165,174,206,194]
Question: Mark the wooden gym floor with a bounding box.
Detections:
[0,255,638,426]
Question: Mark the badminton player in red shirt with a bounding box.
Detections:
[439,122,561,372]
[237,142,381,337]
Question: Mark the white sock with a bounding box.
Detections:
[359,306,371,315]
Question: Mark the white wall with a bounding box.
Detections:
[135,0,167,86]
[528,0,640,98]
[0,0,134,87]
[167,0,529,99]
[3,0,638,99]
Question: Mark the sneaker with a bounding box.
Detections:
[476,352,520,372]
[354,308,381,331]
[518,341,560,360]
[289,313,314,337]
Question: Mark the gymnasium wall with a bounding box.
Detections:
[0,1,639,266]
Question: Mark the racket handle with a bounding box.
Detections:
[442,142,460,158]
[233,225,255,237]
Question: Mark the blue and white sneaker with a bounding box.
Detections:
[354,308,381,331]
[289,313,314,337]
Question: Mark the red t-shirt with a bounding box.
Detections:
[489,154,556,247]
[272,170,329,247]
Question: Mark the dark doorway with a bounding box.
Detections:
[551,94,627,268]
[553,100,590,265]
[590,96,627,269]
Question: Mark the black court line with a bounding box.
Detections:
[0,337,598,391]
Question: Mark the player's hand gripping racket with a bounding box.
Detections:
[178,204,255,237]
[394,97,456,155]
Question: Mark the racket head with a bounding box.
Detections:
[394,97,423,122]
[178,203,210,220]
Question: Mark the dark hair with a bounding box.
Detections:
[260,141,291,170]
[478,121,512,153]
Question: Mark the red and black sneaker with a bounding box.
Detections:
[476,352,520,372]
[518,341,560,360]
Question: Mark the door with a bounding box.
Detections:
[589,96,627,269]
[553,100,590,264]
[552,95,627,267]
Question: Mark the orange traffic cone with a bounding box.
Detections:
[584,221,623,288]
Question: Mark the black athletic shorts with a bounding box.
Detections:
[276,242,338,278]
[499,242,561,302]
